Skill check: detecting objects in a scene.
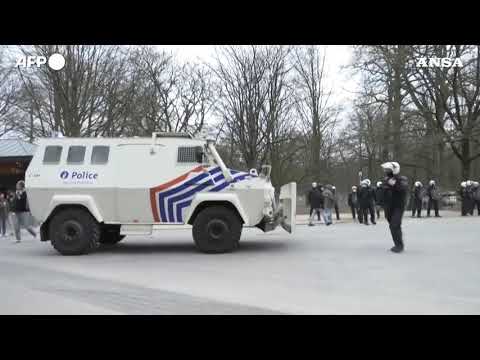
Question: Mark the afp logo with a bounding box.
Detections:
[60,171,69,179]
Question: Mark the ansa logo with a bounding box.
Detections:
[60,171,69,179]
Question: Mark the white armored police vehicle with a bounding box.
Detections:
[25,131,296,255]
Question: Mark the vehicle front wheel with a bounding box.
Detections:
[192,206,242,253]
[49,208,101,255]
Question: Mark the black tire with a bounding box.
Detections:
[192,206,242,253]
[49,208,101,255]
[99,231,126,245]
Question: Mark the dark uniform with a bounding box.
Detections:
[382,174,409,252]
[426,183,441,217]
[412,185,424,218]
[358,184,376,225]
[465,184,475,216]
[332,187,340,220]
[375,184,384,219]
[473,184,480,216]
[458,185,466,216]
[367,186,376,223]
[307,186,323,221]
[348,189,359,221]
[307,187,324,225]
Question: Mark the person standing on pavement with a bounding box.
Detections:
[332,186,340,220]
[0,193,8,237]
[317,183,325,221]
[348,186,359,222]
[11,180,37,243]
[322,184,335,226]
[307,182,320,221]
[472,181,480,216]
[6,190,15,236]
[375,181,384,219]
[367,179,377,224]
[465,180,475,216]
[358,179,376,225]
[381,162,409,253]
[426,180,441,217]
[307,183,324,226]
[412,181,424,218]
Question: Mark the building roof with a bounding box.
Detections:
[0,139,37,158]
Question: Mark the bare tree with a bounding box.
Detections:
[16,45,126,137]
[292,46,339,183]
[0,46,18,137]
[404,45,480,179]
[127,46,212,136]
[212,46,277,170]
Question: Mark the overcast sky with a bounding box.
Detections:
[157,45,360,124]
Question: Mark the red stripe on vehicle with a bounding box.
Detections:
[149,165,206,222]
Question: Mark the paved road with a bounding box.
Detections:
[1,212,479,314]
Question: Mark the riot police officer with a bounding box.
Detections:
[381,162,409,253]
[358,179,376,225]
[375,181,384,219]
[466,180,475,215]
[426,180,441,218]
[332,186,340,221]
[307,182,323,225]
[348,186,359,222]
[412,181,424,218]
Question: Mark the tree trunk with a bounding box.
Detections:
[392,46,404,162]
[462,138,471,179]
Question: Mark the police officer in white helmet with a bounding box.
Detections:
[412,181,424,218]
[348,186,359,222]
[426,180,441,217]
[380,162,409,253]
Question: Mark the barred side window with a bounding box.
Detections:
[178,146,203,163]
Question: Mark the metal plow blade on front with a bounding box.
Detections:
[279,182,297,233]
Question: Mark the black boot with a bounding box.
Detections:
[390,245,404,253]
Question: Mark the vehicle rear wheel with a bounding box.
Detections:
[49,208,100,255]
[192,206,242,253]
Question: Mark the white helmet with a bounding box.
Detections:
[312,182,317,188]
[414,181,422,187]
[376,181,382,187]
[466,180,472,186]
[461,181,467,188]
[352,185,357,191]
[429,180,435,186]
[473,181,480,187]
[364,179,371,186]
[332,186,336,190]
[381,161,400,175]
